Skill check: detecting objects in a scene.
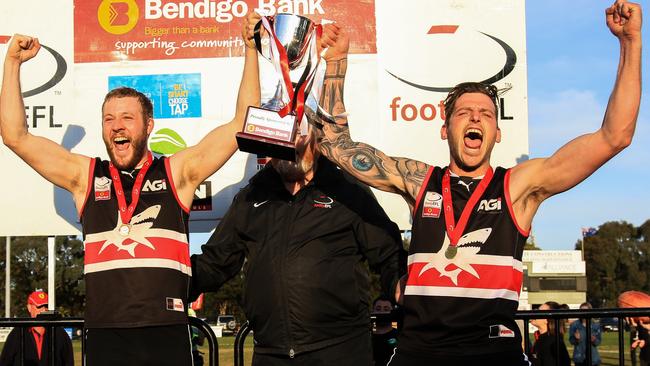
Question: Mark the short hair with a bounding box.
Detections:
[579,302,592,309]
[443,82,499,124]
[102,87,154,122]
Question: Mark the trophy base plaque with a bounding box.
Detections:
[236,106,299,162]
[236,132,297,162]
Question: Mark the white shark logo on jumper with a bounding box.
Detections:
[418,228,492,285]
[97,205,161,257]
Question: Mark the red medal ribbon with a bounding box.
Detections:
[108,151,153,225]
[442,167,494,246]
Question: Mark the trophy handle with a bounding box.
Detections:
[254,18,273,62]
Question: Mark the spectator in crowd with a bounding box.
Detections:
[0,291,74,366]
[631,320,650,366]
[569,302,602,366]
[632,325,639,366]
[530,301,570,366]
[372,297,399,366]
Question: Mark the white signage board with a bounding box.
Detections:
[0,0,528,235]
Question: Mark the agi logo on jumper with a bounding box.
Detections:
[98,0,140,35]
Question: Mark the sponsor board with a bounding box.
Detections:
[74,0,376,62]
[108,73,202,118]
[0,1,80,236]
[192,181,213,211]
[0,0,528,235]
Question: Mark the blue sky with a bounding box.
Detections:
[191,1,649,253]
[525,1,649,250]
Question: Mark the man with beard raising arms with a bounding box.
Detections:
[0,14,260,366]
[315,1,641,365]
[189,19,404,366]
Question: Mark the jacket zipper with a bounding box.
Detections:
[280,196,296,358]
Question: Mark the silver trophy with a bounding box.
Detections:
[236,13,323,162]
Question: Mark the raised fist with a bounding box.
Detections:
[606,1,642,42]
[5,34,41,64]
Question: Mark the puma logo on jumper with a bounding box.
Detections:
[457,180,474,192]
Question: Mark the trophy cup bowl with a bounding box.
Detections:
[236,13,322,162]
[259,14,314,69]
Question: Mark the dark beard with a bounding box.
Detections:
[274,160,308,182]
[105,135,148,170]
[273,158,316,182]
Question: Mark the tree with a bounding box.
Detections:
[0,236,84,317]
[579,221,650,307]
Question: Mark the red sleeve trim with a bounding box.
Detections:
[504,168,530,237]
[165,157,191,214]
[78,158,96,218]
[412,165,435,217]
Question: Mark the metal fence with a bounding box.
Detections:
[517,307,650,366]
[233,308,650,366]
[6,308,650,366]
[0,315,219,366]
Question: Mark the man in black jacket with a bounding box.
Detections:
[191,115,404,366]
[0,291,74,366]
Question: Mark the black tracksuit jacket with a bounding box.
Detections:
[190,158,404,357]
[0,327,73,366]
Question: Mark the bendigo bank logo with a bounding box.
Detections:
[97,0,140,35]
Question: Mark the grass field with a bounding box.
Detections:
[0,331,641,365]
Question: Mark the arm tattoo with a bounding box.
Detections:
[317,58,429,201]
[321,58,348,124]
[319,123,429,202]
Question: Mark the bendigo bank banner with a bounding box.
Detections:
[74,0,377,62]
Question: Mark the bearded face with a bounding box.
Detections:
[273,156,315,182]
[102,96,152,170]
[272,128,319,182]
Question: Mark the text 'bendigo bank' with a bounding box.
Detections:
[144,0,325,23]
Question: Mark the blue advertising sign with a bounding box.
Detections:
[108,73,202,119]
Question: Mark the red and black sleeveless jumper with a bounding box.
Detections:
[399,166,529,358]
[80,156,191,328]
